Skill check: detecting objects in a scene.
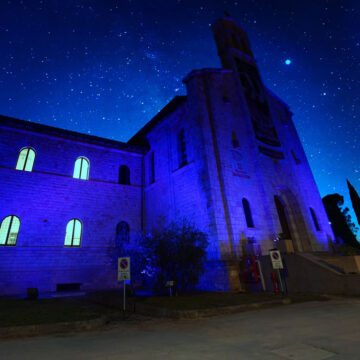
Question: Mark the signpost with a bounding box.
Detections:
[118,257,130,313]
[269,249,284,293]
[269,249,283,269]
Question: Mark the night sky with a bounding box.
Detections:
[1,1,359,227]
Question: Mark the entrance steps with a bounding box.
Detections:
[255,252,360,294]
[305,252,360,274]
[279,252,360,295]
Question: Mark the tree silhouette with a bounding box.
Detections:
[322,194,360,248]
[347,179,360,227]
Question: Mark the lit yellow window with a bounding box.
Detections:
[73,157,89,180]
[16,147,36,171]
[64,219,82,246]
[0,215,20,246]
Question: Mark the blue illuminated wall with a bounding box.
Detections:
[129,18,334,291]
[0,118,144,295]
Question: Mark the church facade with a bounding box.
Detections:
[0,18,333,295]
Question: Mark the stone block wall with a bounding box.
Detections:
[0,124,143,295]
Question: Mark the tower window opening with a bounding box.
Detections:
[242,198,254,228]
[232,131,240,148]
[310,207,321,231]
[231,33,239,48]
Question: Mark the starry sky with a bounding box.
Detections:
[1,0,359,228]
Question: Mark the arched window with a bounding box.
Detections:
[119,165,130,185]
[310,207,321,231]
[73,157,89,180]
[242,198,254,228]
[64,219,82,246]
[16,147,35,171]
[0,215,20,246]
[116,221,130,244]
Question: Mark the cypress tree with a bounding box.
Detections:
[347,179,360,226]
[323,194,360,248]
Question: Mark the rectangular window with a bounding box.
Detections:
[177,129,187,167]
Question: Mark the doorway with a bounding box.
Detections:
[274,195,292,240]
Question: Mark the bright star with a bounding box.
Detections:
[285,59,292,65]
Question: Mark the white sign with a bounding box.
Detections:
[118,257,131,281]
[270,250,283,269]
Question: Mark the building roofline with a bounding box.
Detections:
[182,68,232,84]
[128,95,187,145]
[0,114,147,154]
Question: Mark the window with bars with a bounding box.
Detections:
[16,147,36,171]
[73,157,89,180]
[64,219,82,247]
[177,129,187,167]
[0,215,20,246]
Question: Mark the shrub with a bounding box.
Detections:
[116,219,209,293]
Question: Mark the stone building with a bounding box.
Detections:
[0,17,334,295]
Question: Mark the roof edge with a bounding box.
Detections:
[128,96,187,145]
[182,68,232,84]
[0,114,147,154]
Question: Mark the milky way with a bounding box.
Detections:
[1,0,359,228]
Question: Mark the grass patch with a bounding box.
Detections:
[0,292,331,327]
[0,298,104,328]
[138,292,330,311]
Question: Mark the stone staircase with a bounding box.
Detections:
[281,252,360,295]
[307,252,360,274]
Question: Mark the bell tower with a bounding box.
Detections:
[212,17,282,153]
[212,17,255,68]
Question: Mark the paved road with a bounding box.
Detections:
[1,299,360,359]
